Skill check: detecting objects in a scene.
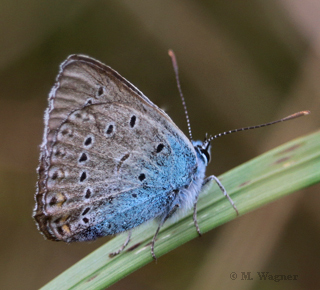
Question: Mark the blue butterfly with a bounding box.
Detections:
[33,50,308,259]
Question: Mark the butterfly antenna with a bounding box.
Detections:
[208,111,310,142]
[168,49,193,140]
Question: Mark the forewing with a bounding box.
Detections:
[33,55,197,242]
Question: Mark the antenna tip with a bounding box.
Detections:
[282,110,310,121]
[168,49,174,57]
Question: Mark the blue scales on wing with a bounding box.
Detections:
[33,55,198,242]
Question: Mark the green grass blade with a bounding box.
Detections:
[41,130,320,290]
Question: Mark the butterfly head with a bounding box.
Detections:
[192,137,211,166]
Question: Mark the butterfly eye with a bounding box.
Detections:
[200,149,211,164]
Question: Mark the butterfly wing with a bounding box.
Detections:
[34,55,197,242]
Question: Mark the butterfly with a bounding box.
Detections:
[33,51,309,259]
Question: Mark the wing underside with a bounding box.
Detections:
[33,55,197,241]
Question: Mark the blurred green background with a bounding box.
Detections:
[1,1,320,289]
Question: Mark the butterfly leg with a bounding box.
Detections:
[151,198,181,260]
[203,175,239,215]
[193,195,202,236]
[109,230,132,258]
